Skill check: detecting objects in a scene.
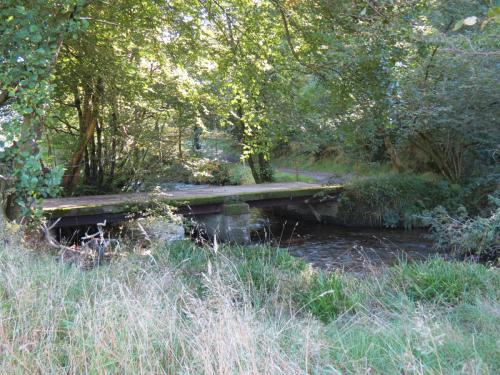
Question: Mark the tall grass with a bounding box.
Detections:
[0,237,498,374]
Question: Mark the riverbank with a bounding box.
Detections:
[1,237,498,374]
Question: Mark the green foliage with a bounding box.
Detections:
[393,2,499,182]
[296,272,359,323]
[339,173,464,228]
[273,171,316,184]
[2,0,498,222]
[0,0,86,218]
[184,158,231,185]
[227,163,255,185]
[391,258,498,304]
[422,198,500,259]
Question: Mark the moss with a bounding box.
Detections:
[223,203,250,216]
[43,185,343,219]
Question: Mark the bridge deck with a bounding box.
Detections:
[43,182,342,222]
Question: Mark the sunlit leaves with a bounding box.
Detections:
[0,0,86,218]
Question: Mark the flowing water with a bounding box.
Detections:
[155,182,440,273]
[253,212,440,273]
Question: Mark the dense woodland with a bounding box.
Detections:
[1,2,500,373]
[0,1,499,239]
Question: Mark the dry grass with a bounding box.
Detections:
[0,233,498,374]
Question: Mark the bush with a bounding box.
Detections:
[391,258,498,304]
[338,173,464,228]
[227,163,255,185]
[422,198,500,260]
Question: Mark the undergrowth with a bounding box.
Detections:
[338,173,464,228]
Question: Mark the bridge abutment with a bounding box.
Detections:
[194,202,251,244]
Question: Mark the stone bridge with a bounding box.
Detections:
[43,182,343,244]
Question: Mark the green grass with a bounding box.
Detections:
[226,163,317,184]
[273,154,392,176]
[0,234,498,374]
[391,258,499,304]
[273,171,316,183]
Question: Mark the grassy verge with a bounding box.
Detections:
[0,238,498,374]
[273,155,392,176]
[273,171,316,184]
[226,163,317,184]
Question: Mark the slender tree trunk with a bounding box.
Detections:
[89,132,97,184]
[107,100,118,186]
[63,78,103,191]
[84,146,90,183]
[178,125,183,160]
[96,119,104,189]
[384,136,403,172]
[193,120,202,152]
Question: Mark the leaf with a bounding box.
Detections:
[453,20,464,31]
[32,33,42,43]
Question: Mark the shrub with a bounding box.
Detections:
[421,198,500,260]
[227,163,255,185]
[338,173,464,228]
[185,158,231,185]
[391,258,498,304]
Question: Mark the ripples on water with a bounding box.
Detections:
[253,213,439,273]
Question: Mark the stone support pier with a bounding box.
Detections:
[194,202,251,244]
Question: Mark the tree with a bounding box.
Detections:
[0,0,87,219]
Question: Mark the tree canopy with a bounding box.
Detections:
[1,0,499,219]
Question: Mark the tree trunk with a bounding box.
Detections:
[178,125,183,160]
[88,131,97,184]
[248,152,273,184]
[96,119,104,189]
[258,153,273,182]
[384,136,403,172]
[106,98,119,187]
[247,155,261,184]
[63,78,103,191]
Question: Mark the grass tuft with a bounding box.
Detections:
[391,258,499,304]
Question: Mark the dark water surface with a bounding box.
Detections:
[255,214,439,273]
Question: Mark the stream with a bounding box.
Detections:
[156,183,441,273]
[253,211,440,273]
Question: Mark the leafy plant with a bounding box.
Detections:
[421,197,500,260]
[0,1,87,219]
[338,173,464,228]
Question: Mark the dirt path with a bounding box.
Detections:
[276,168,353,184]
